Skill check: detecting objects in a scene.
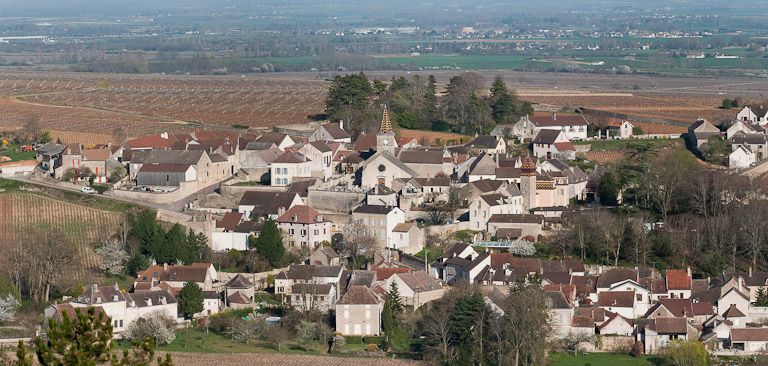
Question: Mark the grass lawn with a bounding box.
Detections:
[0,143,36,162]
[574,138,678,152]
[549,352,659,366]
[548,352,658,366]
[152,328,328,355]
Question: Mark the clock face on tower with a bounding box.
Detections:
[383,139,389,145]
[378,164,386,172]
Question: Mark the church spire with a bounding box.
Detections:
[379,105,392,134]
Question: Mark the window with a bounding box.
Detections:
[636,294,642,301]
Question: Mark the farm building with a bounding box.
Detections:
[136,163,196,187]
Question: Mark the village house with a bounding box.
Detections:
[130,150,211,184]
[465,135,507,156]
[730,145,757,169]
[271,151,312,186]
[224,274,256,309]
[532,130,576,160]
[298,141,334,180]
[335,285,383,336]
[309,246,341,266]
[729,328,768,353]
[390,222,424,254]
[485,214,545,240]
[366,184,398,206]
[640,317,698,354]
[287,283,337,312]
[211,212,251,251]
[254,132,295,151]
[309,122,352,143]
[598,312,634,336]
[134,263,218,292]
[238,191,303,219]
[351,204,406,250]
[730,131,768,161]
[397,149,452,178]
[687,119,721,149]
[465,152,499,182]
[274,264,345,298]
[276,205,332,249]
[529,113,589,141]
[385,271,445,309]
[606,121,635,139]
[56,284,179,334]
[469,192,524,231]
[737,105,768,125]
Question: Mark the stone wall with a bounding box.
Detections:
[599,335,635,353]
[307,189,365,213]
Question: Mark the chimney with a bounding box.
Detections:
[145,298,152,306]
[292,215,298,222]
[112,295,119,302]
[160,296,167,305]
[553,113,557,121]
[163,263,168,271]
[687,266,692,277]
[160,132,169,140]
[339,120,344,130]
[749,266,753,277]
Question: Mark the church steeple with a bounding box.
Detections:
[379,105,393,134]
[376,105,397,155]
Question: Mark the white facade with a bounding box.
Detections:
[271,160,312,186]
[278,220,332,249]
[730,145,756,170]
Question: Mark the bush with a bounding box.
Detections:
[345,336,363,344]
[363,336,386,346]
[91,184,110,194]
[122,313,176,345]
[366,344,379,351]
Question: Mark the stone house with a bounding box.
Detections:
[351,205,406,250]
[465,135,507,156]
[134,263,218,292]
[532,130,575,160]
[271,151,312,186]
[274,264,344,298]
[737,105,768,125]
[529,113,589,141]
[360,151,417,188]
[299,141,334,180]
[390,222,424,254]
[237,191,303,219]
[276,205,332,249]
[288,283,336,312]
[730,145,756,170]
[398,149,452,178]
[385,271,445,309]
[335,285,383,336]
[309,122,352,143]
[469,192,523,231]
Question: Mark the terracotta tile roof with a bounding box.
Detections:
[337,285,380,305]
[49,304,108,323]
[353,133,377,152]
[319,123,351,140]
[597,312,631,330]
[82,148,110,161]
[216,212,243,231]
[572,275,598,295]
[597,268,638,289]
[274,151,309,164]
[239,192,299,216]
[529,113,588,127]
[395,271,442,293]
[723,304,746,318]
[308,140,332,153]
[392,222,416,233]
[651,298,696,318]
[545,291,571,309]
[414,176,450,187]
[731,328,768,342]
[467,179,506,193]
[225,274,254,289]
[136,263,211,284]
[495,228,522,239]
[276,205,324,224]
[126,133,182,149]
[652,317,689,335]
[666,269,692,290]
[375,267,412,281]
[554,141,575,152]
[598,291,634,308]
[543,272,571,285]
[227,292,251,305]
[544,284,576,304]
[572,315,595,328]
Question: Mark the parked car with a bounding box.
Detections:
[81,186,96,194]
[152,187,164,193]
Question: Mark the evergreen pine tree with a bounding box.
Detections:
[253,219,285,267]
[164,224,188,264]
[425,75,438,121]
[449,292,486,364]
[177,281,204,319]
[382,281,406,350]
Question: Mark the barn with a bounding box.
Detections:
[136,163,196,187]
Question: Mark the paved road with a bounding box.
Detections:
[7,175,224,213]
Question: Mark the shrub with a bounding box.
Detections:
[366,344,379,351]
[331,334,346,352]
[122,313,176,346]
[345,336,363,344]
[363,336,386,346]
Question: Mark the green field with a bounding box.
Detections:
[574,138,681,152]
[0,143,36,162]
[380,54,543,70]
[549,352,658,366]
[150,328,329,354]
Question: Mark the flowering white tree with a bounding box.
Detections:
[508,239,536,256]
[0,293,20,323]
[95,239,129,276]
[122,313,176,345]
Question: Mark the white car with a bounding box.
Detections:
[81,186,96,194]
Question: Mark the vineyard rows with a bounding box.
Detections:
[0,192,122,283]
[0,73,329,139]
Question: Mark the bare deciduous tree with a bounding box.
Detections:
[338,219,378,268]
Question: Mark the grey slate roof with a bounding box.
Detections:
[532,129,562,144]
[132,150,205,165]
[360,151,418,177]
